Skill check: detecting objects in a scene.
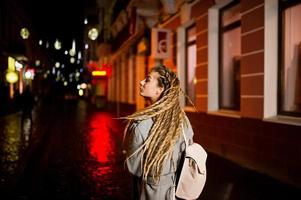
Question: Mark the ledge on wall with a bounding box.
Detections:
[263,115,301,127]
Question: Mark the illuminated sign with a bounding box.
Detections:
[151,28,171,59]
[8,57,15,71]
[92,71,107,76]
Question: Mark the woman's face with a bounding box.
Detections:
[139,71,164,103]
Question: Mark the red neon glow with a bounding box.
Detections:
[87,60,112,77]
[87,61,99,70]
[89,112,114,163]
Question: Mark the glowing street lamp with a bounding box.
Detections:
[69,39,76,56]
[70,57,75,64]
[6,71,18,83]
[55,62,60,68]
[20,28,30,39]
[25,70,34,79]
[54,39,62,50]
[69,49,76,57]
[88,28,99,40]
[78,89,84,96]
[25,71,32,79]
[35,60,41,66]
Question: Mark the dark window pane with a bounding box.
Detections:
[280,3,301,115]
[187,43,196,104]
[220,2,241,110]
[185,25,196,106]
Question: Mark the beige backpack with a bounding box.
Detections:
[175,125,207,199]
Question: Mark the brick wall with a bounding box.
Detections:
[186,0,301,187]
[240,0,264,118]
[187,111,301,187]
[193,0,214,112]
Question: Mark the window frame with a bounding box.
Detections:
[278,0,301,117]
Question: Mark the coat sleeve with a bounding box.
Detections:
[125,123,144,177]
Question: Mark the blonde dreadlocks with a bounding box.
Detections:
[123,65,187,182]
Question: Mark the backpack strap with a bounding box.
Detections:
[181,123,188,147]
[171,123,188,185]
[171,123,186,186]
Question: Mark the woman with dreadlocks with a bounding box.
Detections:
[123,65,194,200]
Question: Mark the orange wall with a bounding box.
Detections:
[240,0,264,118]
[193,0,214,112]
[187,0,301,187]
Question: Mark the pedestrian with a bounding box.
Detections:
[13,87,21,110]
[21,85,35,127]
[123,65,194,200]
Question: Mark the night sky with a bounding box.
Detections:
[18,0,96,46]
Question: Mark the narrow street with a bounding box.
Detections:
[0,100,300,200]
[1,0,301,199]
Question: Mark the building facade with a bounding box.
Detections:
[0,0,36,114]
[107,0,301,187]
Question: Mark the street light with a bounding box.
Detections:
[35,60,40,66]
[70,57,75,63]
[6,71,18,83]
[54,39,62,50]
[55,62,60,68]
[20,28,30,39]
[88,28,99,40]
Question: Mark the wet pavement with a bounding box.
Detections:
[0,100,300,200]
[0,100,132,200]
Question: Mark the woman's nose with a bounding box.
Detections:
[140,80,145,86]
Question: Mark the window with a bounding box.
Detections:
[219,1,241,110]
[185,25,196,106]
[279,0,301,117]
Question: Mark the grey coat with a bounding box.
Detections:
[125,115,194,200]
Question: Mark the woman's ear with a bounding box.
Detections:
[156,86,164,95]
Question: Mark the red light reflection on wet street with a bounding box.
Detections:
[89,112,113,163]
[0,101,133,200]
[84,111,132,199]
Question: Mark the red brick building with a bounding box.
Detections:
[107,0,301,188]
